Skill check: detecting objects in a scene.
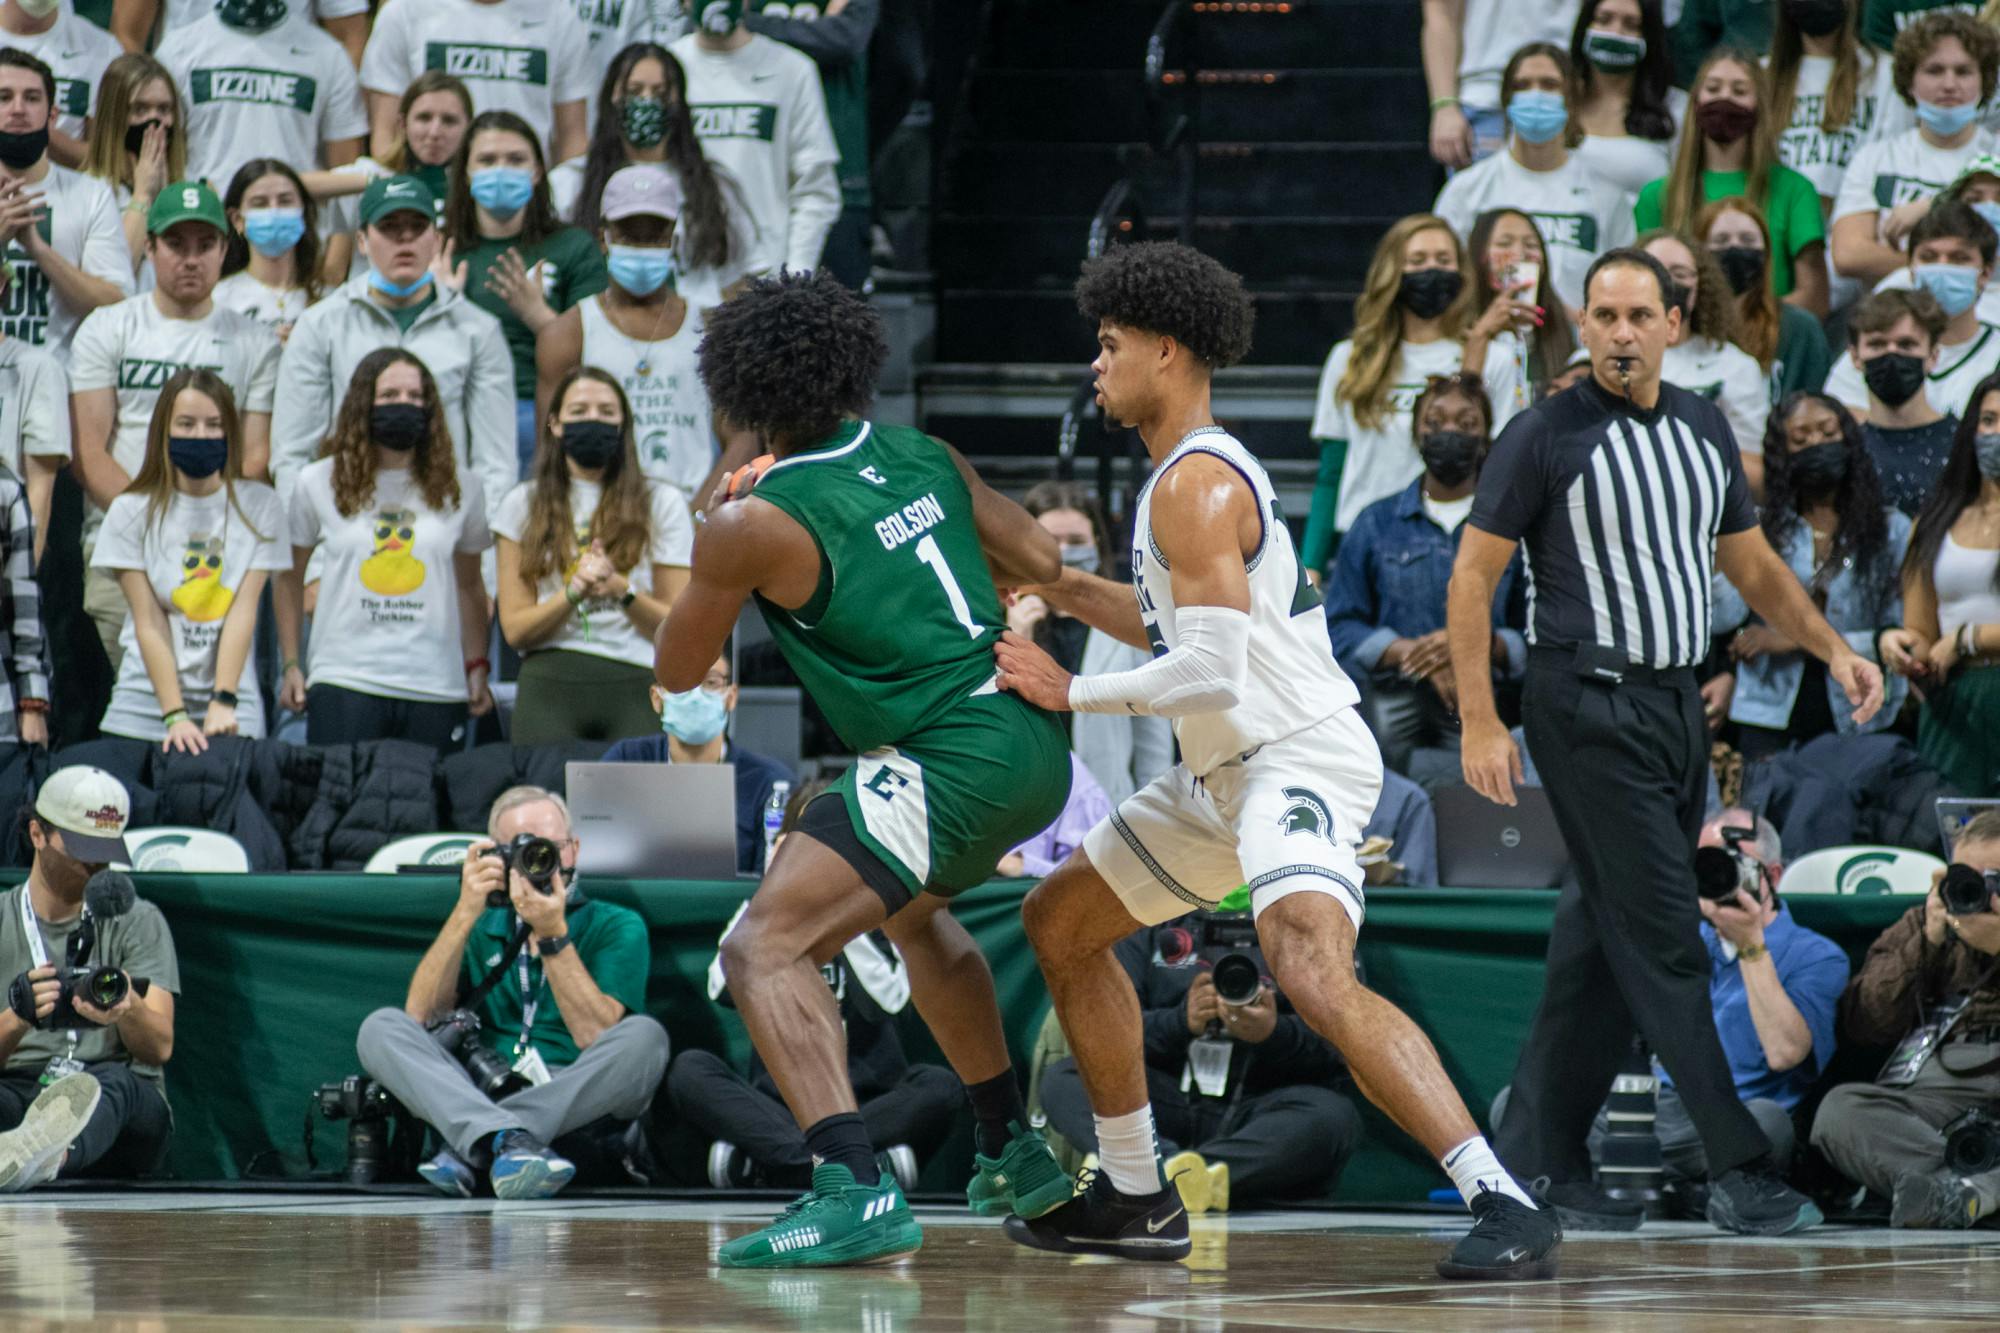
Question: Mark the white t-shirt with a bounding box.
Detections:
[549,156,761,291]
[0,340,69,480]
[92,482,288,741]
[287,458,492,702]
[1309,335,1526,533]
[69,292,281,510]
[1455,0,1581,111]
[0,164,132,352]
[212,270,313,334]
[1662,334,1771,456]
[362,0,595,163]
[1575,88,1686,199]
[1823,320,2000,418]
[1,8,123,144]
[1433,150,1636,310]
[489,474,692,667]
[578,292,715,499]
[1832,126,1998,225]
[566,0,686,124]
[159,12,369,195]
[1775,52,1904,203]
[156,0,372,37]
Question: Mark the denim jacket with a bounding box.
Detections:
[1711,508,1911,734]
[1326,478,1527,680]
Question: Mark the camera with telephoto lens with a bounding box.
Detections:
[1943,1107,2000,1177]
[1940,864,1999,917]
[7,871,154,1031]
[1160,912,1265,1008]
[480,832,563,908]
[426,1007,525,1100]
[1694,824,1765,904]
[311,1075,408,1185]
[41,965,149,1030]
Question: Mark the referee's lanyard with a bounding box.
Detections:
[20,888,82,1074]
[514,946,545,1061]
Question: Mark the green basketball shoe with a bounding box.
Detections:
[717,1163,923,1269]
[966,1121,1073,1219]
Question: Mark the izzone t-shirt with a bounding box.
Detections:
[287,457,493,702]
[0,7,122,145]
[92,481,289,741]
[0,164,132,353]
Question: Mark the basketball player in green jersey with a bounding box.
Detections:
[654,272,1076,1268]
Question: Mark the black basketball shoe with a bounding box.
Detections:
[1002,1168,1192,1261]
[1436,1183,1563,1281]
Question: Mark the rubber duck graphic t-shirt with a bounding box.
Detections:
[93,481,288,741]
[288,457,492,702]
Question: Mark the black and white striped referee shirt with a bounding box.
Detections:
[1467,377,1757,669]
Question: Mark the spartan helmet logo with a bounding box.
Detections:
[1278,787,1332,840]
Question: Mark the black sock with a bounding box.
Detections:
[804,1112,879,1185]
[966,1070,1026,1158]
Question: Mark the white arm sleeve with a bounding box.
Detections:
[1067,604,1250,717]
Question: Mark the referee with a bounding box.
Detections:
[1446,249,1883,1236]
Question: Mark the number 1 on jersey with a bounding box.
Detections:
[915,534,983,638]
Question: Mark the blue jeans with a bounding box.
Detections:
[515,397,538,477]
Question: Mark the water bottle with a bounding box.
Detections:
[763,780,791,871]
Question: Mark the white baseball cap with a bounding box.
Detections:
[33,766,132,863]
[603,165,684,223]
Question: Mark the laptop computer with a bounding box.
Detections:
[566,762,740,880]
[1433,785,1571,889]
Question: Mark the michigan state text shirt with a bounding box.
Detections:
[159,11,369,196]
[1774,51,1904,202]
[1432,150,1637,311]
[362,0,595,163]
[1,7,122,145]
[0,163,131,353]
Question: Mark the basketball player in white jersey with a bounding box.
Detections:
[993,242,1561,1280]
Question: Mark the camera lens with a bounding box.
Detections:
[1693,847,1743,902]
[1211,952,1262,1007]
[519,837,559,879]
[85,967,127,1009]
[1942,864,1992,916]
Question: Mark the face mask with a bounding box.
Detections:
[696,0,745,34]
[366,267,433,299]
[1696,98,1758,145]
[0,126,48,171]
[1398,266,1462,319]
[1977,432,2000,480]
[1059,542,1099,576]
[607,244,677,296]
[168,436,227,479]
[1917,99,1981,138]
[1973,200,2000,235]
[217,0,289,31]
[242,207,305,258]
[1786,441,1850,494]
[1862,351,1927,407]
[14,0,60,18]
[1505,90,1568,145]
[1583,30,1646,73]
[561,419,622,469]
[1419,430,1484,488]
[1713,245,1766,296]
[620,96,666,149]
[660,686,728,744]
[123,118,165,157]
[370,402,429,451]
[1914,262,1983,316]
[1782,0,1849,38]
[469,167,535,219]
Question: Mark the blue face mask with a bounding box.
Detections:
[607,244,677,296]
[660,685,728,744]
[469,167,535,218]
[242,207,304,258]
[1506,90,1569,145]
[1973,200,2000,236]
[1917,99,1982,138]
[168,435,228,479]
[1914,262,1983,316]
[367,267,433,299]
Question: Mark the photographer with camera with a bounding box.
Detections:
[356,785,669,1200]
[1036,895,1361,1214]
[0,767,177,1190]
[1811,808,2000,1229]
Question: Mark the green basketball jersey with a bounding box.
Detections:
[750,420,1005,754]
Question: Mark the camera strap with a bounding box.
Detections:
[461,920,533,1012]
[18,889,84,1080]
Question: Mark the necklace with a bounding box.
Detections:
[606,292,678,378]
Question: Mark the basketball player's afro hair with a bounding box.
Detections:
[1074,242,1255,368]
[698,269,888,446]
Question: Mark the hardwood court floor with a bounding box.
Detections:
[0,1192,1993,1330]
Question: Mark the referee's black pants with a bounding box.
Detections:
[1495,657,1769,1185]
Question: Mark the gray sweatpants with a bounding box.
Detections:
[1810,1040,2000,1212]
[357,1007,670,1159]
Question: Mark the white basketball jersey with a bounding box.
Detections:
[1130,427,1360,776]
[579,295,716,502]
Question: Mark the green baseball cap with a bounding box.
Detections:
[360,174,439,228]
[146,180,227,236]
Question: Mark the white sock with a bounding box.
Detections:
[1093,1106,1163,1196]
[1442,1135,1536,1209]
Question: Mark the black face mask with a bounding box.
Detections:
[1419,430,1484,488]
[1782,0,1849,39]
[1787,441,1850,495]
[1399,267,1463,320]
[0,125,48,171]
[370,403,429,451]
[1714,246,1766,296]
[560,420,622,469]
[123,119,164,157]
[1862,352,1927,407]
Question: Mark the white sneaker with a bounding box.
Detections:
[883,1143,919,1193]
[0,1073,102,1192]
[707,1140,739,1189]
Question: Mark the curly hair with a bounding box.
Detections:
[697,270,886,448]
[1759,392,1895,619]
[1073,241,1254,369]
[1638,228,1739,345]
[1894,11,2000,107]
[323,349,461,519]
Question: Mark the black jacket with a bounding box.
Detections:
[435,741,608,838]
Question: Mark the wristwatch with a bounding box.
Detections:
[620,588,638,609]
[535,934,573,958]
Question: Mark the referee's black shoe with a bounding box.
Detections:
[1436,1184,1563,1281]
[1002,1168,1191,1261]
[1706,1157,1823,1235]
[1540,1179,1645,1232]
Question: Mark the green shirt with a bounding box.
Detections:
[1634,166,1827,297]
[387,293,436,335]
[1671,0,1772,88]
[1862,0,1979,53]
[750,419,1006,754]
[461,896,649,1069]
[463,226,609,400]
[1773,301,1834,402]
